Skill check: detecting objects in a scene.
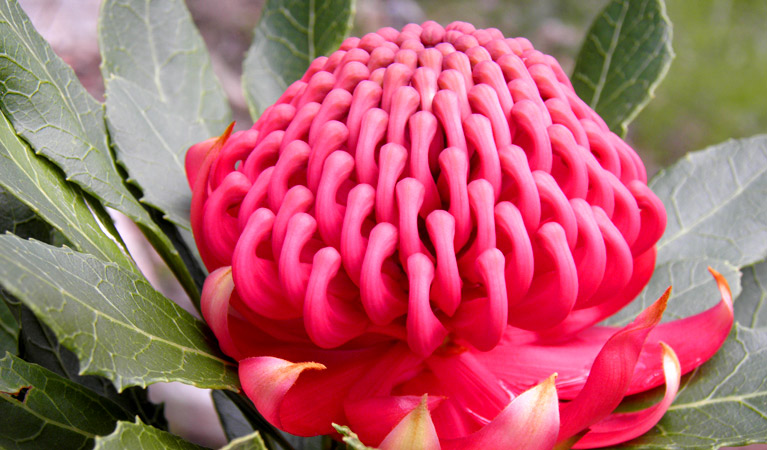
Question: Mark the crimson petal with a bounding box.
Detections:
[573,342,681,448]
[442,374,559,450]
[379,395,441,450]
[557,288,669,441]
[627,268,733,394]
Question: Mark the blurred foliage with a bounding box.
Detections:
[631,0,767,169]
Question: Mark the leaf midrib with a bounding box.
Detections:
[589,0,630,109]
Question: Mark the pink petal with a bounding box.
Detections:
[628,268,734,394]
[442,374,559,450]
[346,396,444,446]
[426,351,510,426]
[189,123,234,271]
[185,136,218,189]
[201,171,251,267]
[199,266,240,358]
[239,356,325,429]
[573,342,681,448]
[379,395,441,450]
[186,122,235,189]
[557,288,670,441]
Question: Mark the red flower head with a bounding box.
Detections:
[186,21,733,449]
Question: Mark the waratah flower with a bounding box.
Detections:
[186,21,734,449]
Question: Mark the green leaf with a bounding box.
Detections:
[99,0,231,241]
[94,419,206,450]
[0,0,199,300]
[0,186,65,245]
[212,389,255,441]
[604,258,741,327]
[242,0,356,119]
[0,290,20,356]
[0,109,133,268]
[213,390,295,450]
[572,0,674,136]
[0,234,239,392]
[651,135,767,268]
[332,424,376,450]
[221,431,269,450]
[614,324,767,449]
[277,433,323,450]
[15,303,166,429]
[734,260,767,329]
[0,353,130,450]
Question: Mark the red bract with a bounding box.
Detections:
[187,21,733,449]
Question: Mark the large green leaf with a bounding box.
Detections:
[93,419,205,450]
[0,110,132,268]
[0,185,164,428]
[651,135,767,268]
[221,432,269,450]
[15,304,166,429]
[242,0,356,119]
[0,0,198,299]
[614,324,767,449]
[99,0,231,239]
[0,185,63,357]
[734,260,767,329]
[0,234,238,392]
[0,353,130,450]
[571,0,674,136]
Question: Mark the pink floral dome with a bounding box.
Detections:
[186,21,733,449]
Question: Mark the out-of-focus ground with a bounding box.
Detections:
[17,0,767,448]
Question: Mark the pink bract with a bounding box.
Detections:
[186,21,733,449]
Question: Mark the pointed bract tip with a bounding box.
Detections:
[658,341,681,375]
[379,393,440,450]
[538,372,558,395]
[185,122,236,189]
[220,121,236,143]
[634,287,670,329]
[707,267,733,312]
[239,357,326,429]
[199,266,239,358]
